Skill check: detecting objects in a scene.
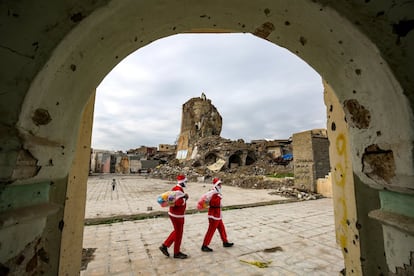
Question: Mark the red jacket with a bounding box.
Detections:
[168,185,186,218]
[208,192,222,220]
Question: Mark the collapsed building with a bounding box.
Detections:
[90,94,329,196]
[175,94,292,168]
[176,93,223,160]
[152,94,305,191]
[183,96,290,162]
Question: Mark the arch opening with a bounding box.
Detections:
[246,151,256,165]
[81,31,339,274]
[205,152,219,166]
[5,1,412,275]
[228,152,243,169]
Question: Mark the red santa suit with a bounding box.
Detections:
[163,182,187,255]
[202,184,229,247]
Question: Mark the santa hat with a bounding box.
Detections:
[177,174,187,184]
[212,177,222,187]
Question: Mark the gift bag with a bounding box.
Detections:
[157,190,185,207]
[197,190,215,210]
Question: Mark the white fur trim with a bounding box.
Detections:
[177,177,187,184]
[208,214,222,220]
[169,212,185,218]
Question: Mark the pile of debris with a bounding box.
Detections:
[269,187,323,200]
[147,95,322,201]
[149,162,323,201]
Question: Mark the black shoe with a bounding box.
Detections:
[201,245,213,252]
[223,242,234,247]
[173,252,188,259]
[159,245,169,257]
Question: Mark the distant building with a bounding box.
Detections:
[128,154,141,173]
[127,146,157,158]
[158,144,176,152]
[90,149,115,173]
[90,148,160,174]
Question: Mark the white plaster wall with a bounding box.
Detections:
[0,220,45,262]
[384,225,414,273]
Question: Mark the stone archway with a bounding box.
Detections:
[205,152,219,166]
[228,152,243,169]
[2,1,413,275]
[246,151,256,166]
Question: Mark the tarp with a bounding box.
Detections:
[207,159,226,172]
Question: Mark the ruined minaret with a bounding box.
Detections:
[176,93,222,160]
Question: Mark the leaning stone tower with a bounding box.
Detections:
[176,93,222,160]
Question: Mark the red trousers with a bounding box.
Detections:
[163,216,184,254]
[202,218,228,246]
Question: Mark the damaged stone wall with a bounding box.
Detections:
[155,93,296,189]
[152,133,295,191]
[292,129,330,192]
[312,135,330,180]
[176,94,222,160]
[189,136,256,171]
[115,156,129,174]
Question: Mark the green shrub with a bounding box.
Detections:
[267,172,294,178]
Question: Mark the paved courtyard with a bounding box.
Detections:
[81,175,344,275]
[84,175,290,221]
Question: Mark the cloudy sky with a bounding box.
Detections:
[92,33,326,152]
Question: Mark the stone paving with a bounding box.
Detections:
[84,175,289,220]
[81,175,344,275]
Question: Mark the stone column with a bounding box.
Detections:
[58,91,95,275]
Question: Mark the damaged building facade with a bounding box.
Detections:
[292,129,330,192]
[152,94,330,196]
[89,94,328,196]
[174,95,293,174]
[176,94,223,160]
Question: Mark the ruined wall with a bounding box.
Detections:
[292,129,329,191]
[292,130,315,191]
[118,156,130,174]
[311,132,330,179]
[316,173,332,197]
[176,95,222,160]
[158,144,176,152]
[129,155,141,173]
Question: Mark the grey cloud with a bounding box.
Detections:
[92,33,326,151]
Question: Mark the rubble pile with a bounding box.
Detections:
[149,161,322,201]
[269,187,324,200]
[147,94,323,201]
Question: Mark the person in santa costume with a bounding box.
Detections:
[159,174,189,259]
[201,177,234,252]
